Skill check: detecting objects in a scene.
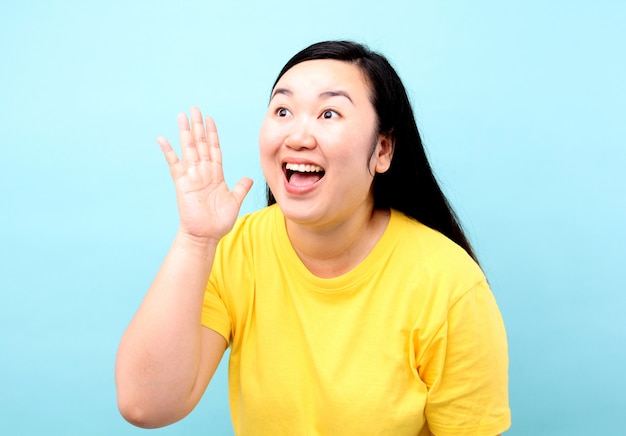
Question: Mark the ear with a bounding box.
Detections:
[373,134,395,174]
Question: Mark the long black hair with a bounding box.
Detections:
[266,40,479,263]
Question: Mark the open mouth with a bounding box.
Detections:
[284,162,325,187]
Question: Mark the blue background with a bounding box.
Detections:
[1,1,624,434]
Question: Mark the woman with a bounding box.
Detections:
[116,40,510,435]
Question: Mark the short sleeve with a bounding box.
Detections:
[419,281,511,436]
[199,212,259,346]
[200,273,233,344]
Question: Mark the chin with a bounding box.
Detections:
[275,197,324,225]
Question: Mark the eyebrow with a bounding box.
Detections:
[320,90,353,104]
[271,87,292,100]
[270,87,354,104]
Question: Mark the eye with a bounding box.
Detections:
[321,109,339,119]
[276,107,292,117]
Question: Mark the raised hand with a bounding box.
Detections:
[157,106,253,243]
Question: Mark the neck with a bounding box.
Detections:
[285,207,391,278]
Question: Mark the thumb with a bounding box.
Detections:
[231,177,254,207]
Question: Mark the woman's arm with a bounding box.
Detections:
[115,232,226,428]
[114,107,252,428]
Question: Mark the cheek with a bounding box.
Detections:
[258,119,283,152]
[258,122,280,182]
[258,119,270,148]
[258,123,274,161]
[258,143,273,180]
[329,130,377,169]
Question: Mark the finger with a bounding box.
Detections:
[231,177,254,207]
[204,115,223,165]
[190,106,210,161]
[178,112,199,166]
[157,136,184,179]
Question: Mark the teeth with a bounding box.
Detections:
[285,163,323,172]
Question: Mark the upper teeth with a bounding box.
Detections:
[285,163,323,172]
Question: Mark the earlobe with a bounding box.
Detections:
[374,135,395,174]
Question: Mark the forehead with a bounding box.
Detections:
[274,59,371,98]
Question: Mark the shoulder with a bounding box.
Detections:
[387,210,487,305]
[233,204,278,229]
[390,210,483,277]
[221,205,279,245]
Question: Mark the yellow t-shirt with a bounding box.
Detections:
[202,205,510,436]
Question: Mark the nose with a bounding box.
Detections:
[284,116,316,150]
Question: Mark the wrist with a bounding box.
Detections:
[173,230,220,258]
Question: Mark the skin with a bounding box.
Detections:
[259,59,394,277]
[115,59,501,434]
[116,60,392,426]
[115,108,253,427]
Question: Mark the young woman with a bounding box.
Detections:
[116,40,510,436]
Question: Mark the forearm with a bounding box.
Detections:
[115,231,222,426]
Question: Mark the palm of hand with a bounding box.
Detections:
[157,107,253,242]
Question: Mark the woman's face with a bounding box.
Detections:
[259,59,393,228]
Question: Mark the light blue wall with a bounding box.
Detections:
[1,1,624,434]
